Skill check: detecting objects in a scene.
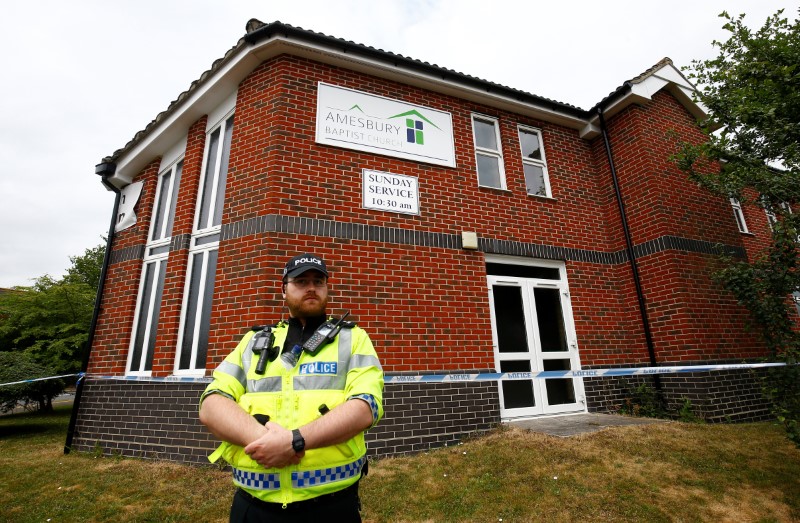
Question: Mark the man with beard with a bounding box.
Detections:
[199,253,384,522]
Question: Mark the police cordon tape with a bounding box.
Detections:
[384,362,789,384]
[0,362,790,388]
[0,373,86,388]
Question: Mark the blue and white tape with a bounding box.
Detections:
[384,362,788,384]
[0,362,790,389]
[0,373,84,388]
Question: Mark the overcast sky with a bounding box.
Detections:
[0,1,794,288]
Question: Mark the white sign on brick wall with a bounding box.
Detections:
[316,82,456,168]
[363,169,419,215]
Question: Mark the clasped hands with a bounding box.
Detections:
[244,421,305,468]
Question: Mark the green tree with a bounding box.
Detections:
[0,242,105,376]
[0,351,64,413]
[676,9,800,445]
[65,243,105,290]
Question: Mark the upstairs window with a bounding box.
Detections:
[765,201,792,231]
[151,160,183,243]
[472,115,505,189]
[176,112,234,375]
[127,159,183,375]
[517,126,551,197]
[196,114,234,233]
[730,197,749,233]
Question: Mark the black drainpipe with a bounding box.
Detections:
[597,108,662,392]
[64,161,120,454]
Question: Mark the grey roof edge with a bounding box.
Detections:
[101,35,250,165]
[588,57,707,126]
[244,20,589,116]
[101,19,592,167]
[100,22,704,173]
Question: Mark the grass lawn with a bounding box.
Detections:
[1,406,798,522]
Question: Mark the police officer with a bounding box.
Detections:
[199,253,384,522]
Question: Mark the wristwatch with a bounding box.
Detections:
[291,429,305,453]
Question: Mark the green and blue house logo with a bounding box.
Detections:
[389,110,441,146]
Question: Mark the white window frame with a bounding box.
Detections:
[471,114,506,189]
[126,157,184,376]
[126,256,169,376]
[175,241,219,376]
[730,197,749,233]
[194,111,235,236]
[175,108,235,375]
[517,125,551,197]
[765,201,792,231]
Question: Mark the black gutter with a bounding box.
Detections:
[597,108,662,391]
[64,162,120,454]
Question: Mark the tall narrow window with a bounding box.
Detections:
[472,115,505,189]
[730,197,749,233]
[176,113,234,374]
[127,160,183,374]
[197,115,234,231]
[518,126,551,197]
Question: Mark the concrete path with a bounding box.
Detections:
[509,412,665,437]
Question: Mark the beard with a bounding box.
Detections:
[287,292,328,318]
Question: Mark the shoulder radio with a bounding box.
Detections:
[302,311,351,355]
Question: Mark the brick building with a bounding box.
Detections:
[69,20,781,462]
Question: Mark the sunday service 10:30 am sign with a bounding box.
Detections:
[315,82,456,168]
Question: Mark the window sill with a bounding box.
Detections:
[527,193,556,201]
[478,185,512,193]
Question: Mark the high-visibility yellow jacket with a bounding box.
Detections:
[200,319,384,505]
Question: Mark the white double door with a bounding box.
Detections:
[488,272,585,419]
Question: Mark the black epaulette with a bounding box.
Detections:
[250,322,282,332]
[340,320,356,329]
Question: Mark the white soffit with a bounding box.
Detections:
[597,63,709,126]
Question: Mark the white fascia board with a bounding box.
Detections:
[586,63,708,132]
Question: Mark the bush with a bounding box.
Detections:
[0,351,65,413]
[618,381,667,419]
[763,362,800,446]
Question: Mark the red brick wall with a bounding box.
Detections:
[203,54,631,373]
[150,117,208,374]
[89,54,772,378]
[600,92,766,362]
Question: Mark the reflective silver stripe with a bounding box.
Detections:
[242,334,255,376]
[232,467,281,490]
[248,376,282,392]
[338,328,352,357]
[292,456,365,488]
[216,361,246,388]
[293,328,352,391]
[294,374,343,391]
[349,354,382,371]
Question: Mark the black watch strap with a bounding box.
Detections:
[291,429,305,452]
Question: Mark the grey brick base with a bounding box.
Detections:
[69,363,773,464]
[583,360,773,422]
[69,379,501,463]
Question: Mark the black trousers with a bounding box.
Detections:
[230,483,361,523]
